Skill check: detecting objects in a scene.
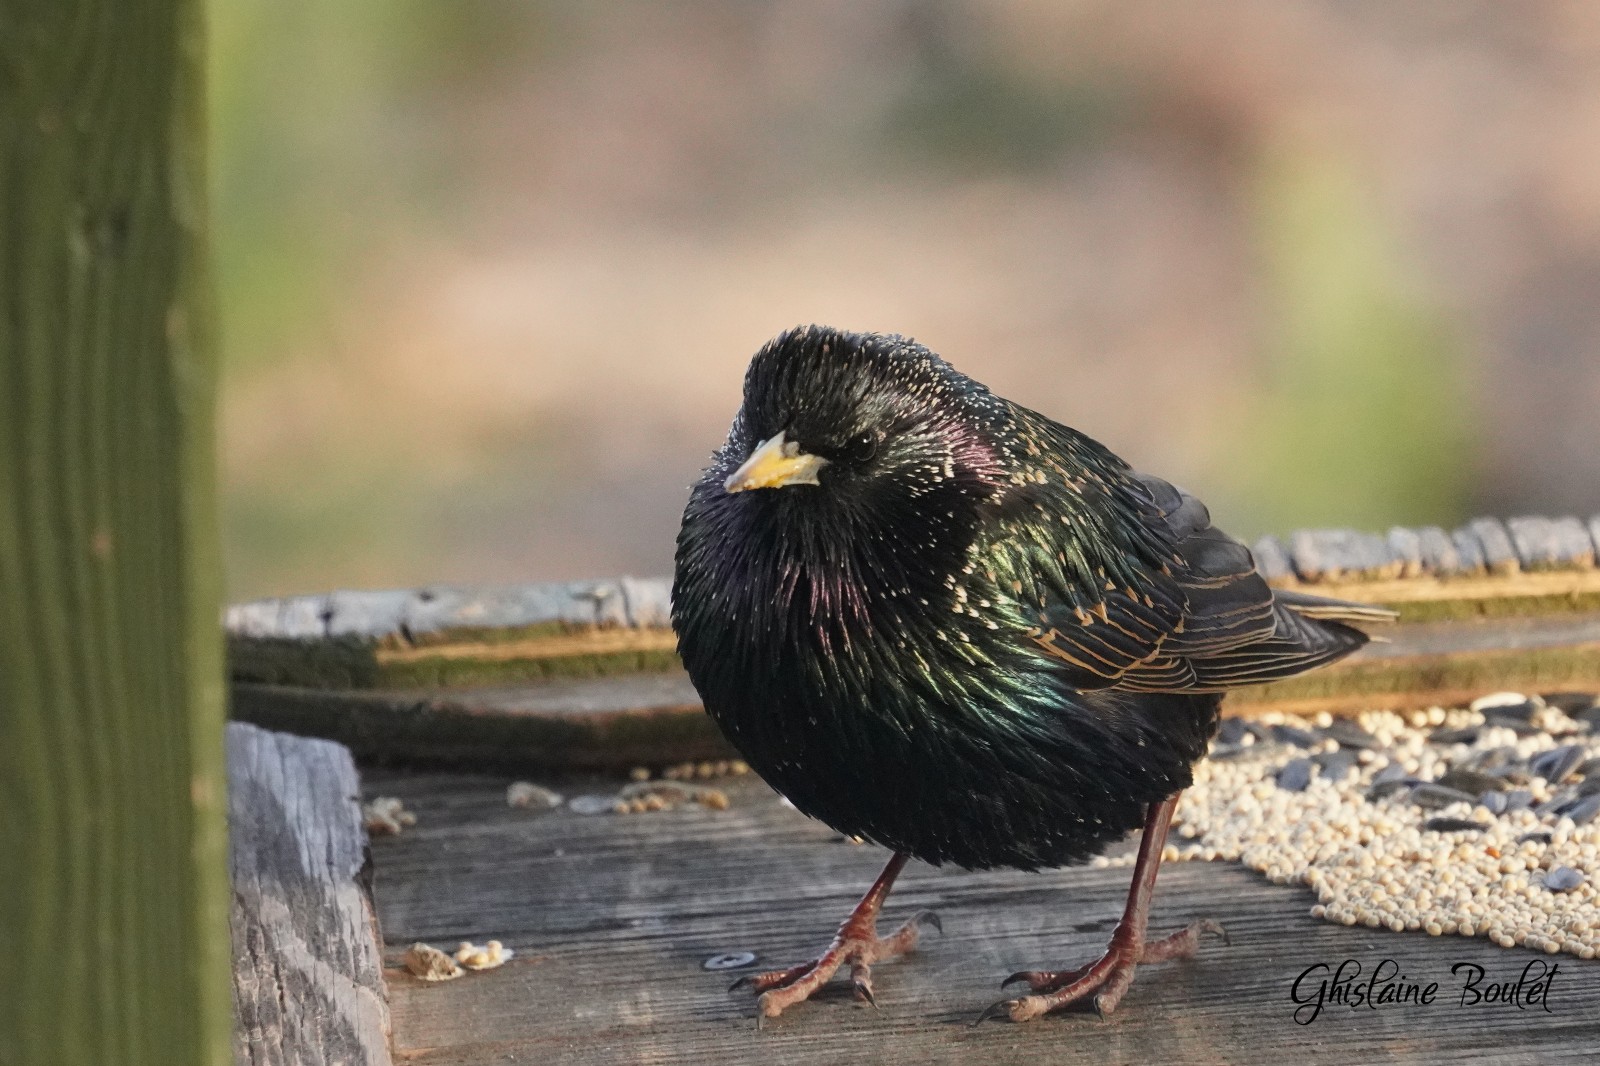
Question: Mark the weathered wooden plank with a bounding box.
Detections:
[1509,516,1597,572]
[229,722,391,1066]
[227,579,680,690]
[225,519,1600,693]
[1415,525,1464,577]
[232,673,730,772]
[1451,525,1490,577]
[230,613,1600,769]
[1290,528,1401,583]
[1466,517,1521,577]
[1251,534,1295,583]
[1386,526,1424,579]
[366,771,1600,1065]
[0,2,232,1062]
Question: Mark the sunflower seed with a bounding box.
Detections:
[1313,750,1358,781]
[1274,725,1322,749]
[1534,788,1578,817]
[1276,758,1314,792]
[1471,691,1535,714]
[1429,726,1480,745]
[1531,745,1586,784]
[1563,793,1600,826]
[1436,768,1507,796]
[1543,692,1598,717]
[1322,719,1379,750]
[1544,866,1584,893]
[1372,761,1410,785]
[1216,718,1250,746]
[1477,698,1538,723]
[1422,817,1483,833]
[1367,777,1422,802]
[1410,784,1477,810]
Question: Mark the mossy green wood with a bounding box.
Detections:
[0,3,230,1065]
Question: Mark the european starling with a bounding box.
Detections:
[672,326,1394,1022]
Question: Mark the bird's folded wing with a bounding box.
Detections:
[1028,474,1386,694]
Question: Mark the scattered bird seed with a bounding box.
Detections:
[1544,867,1585,893]
[363,797,417,836]
[1276,758,1314,792]
[662,759,751,782]
[455,940,514,970]
[405,943,463,981]
[506,782,563,809]
[703,951,758,971]
[1155,698,1600,962]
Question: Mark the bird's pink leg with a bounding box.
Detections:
[978,792,1226,1023]
[732,852,940,1021]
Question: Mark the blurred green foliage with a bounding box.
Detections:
[210,0,535,373]
[1228,141,1473,538]
[211,1,1477,597]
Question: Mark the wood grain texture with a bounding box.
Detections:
[0,3,231,1064]
[365,771,1600,1065]
[225,516,1600,694]
[228,723,392,1066]
[231,614,1600,770]
[227,579,677,690]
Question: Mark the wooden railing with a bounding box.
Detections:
[226,514,1600,771]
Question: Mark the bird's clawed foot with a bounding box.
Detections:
[977,918,1226,1024]
[732,909,941,1022]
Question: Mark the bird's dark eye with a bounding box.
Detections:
[845,431,880,464]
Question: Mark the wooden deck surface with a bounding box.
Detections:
[363,770,1599,1065]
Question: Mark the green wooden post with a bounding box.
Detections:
[0,2,231,1065]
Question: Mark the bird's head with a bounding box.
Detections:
[716,326,1006,510]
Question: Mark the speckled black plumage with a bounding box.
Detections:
[673,326,1387,871]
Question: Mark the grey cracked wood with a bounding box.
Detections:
[229,722,392,1065]
[364,770,1600,1066]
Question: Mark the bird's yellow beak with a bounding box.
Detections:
[724,431,829,493]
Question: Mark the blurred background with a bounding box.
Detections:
[212,0,1600,601]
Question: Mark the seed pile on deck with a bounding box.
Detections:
[1106,691,1600,959]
